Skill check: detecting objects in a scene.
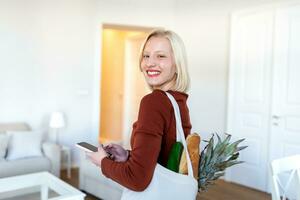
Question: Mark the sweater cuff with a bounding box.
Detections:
[101,157,113,176]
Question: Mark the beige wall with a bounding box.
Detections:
[100,29,126,142]
[100,29,148,143]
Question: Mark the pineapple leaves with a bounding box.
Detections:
[198,133,247,192]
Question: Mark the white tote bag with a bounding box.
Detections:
[121,92,198,200]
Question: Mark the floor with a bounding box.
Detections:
[61,168,272,200]
[60,168,99,200]
[197,180,272,200]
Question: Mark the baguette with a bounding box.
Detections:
[179,133,200,179]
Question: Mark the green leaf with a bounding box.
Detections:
[198,133,247,192]
[236,146,248,152]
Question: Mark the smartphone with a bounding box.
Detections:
[76,142,98,152]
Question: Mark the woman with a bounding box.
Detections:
[87,29,191,191]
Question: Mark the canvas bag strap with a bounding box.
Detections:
[165,92,194,178]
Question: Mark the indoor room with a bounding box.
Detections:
[0,0,300,199]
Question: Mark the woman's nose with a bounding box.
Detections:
[146,57,156,67]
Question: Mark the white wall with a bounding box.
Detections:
[0,0,175,166]
[173,10,230,144]
[0,0,98,166]
[173,0,287,145]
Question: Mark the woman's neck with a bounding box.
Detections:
[152,74,177,91]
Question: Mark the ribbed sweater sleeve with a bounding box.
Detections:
[101,91,170,191]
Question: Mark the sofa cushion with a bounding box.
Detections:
[0,157,51,178]
[6,130,43,160]
[0,133,9,160]
[0,123,30,132]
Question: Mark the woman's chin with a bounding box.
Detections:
[147,81,162,88]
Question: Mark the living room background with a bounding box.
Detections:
[0,0,287,173]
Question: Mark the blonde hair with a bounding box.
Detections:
[139,29,190,93]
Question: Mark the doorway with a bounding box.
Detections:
[99,25,152,147]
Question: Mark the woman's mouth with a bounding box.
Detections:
[147,70,161,78]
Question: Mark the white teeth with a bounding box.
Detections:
[147,71,160,75]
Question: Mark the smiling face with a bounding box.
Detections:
[141,36,177,91]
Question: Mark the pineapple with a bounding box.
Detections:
[198,133,247,192]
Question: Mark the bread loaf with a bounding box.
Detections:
[179,133,200,179]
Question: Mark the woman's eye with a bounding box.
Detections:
[143,55,149,58]
[158,55,166,58]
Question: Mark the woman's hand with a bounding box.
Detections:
[104,143,129,162]
[86,146,108,167]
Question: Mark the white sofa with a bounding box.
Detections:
[79,150,124,200]
[0,123,61,178]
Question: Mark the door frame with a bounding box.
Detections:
[122,33,150,148]
[90,23,154,145]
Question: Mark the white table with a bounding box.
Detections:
[61,145,72,178]
[0,172,85,200]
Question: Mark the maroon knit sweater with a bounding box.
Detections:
[101,89,191,191]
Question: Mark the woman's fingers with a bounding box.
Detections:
[105,144,112,148]
[85,152,92,159]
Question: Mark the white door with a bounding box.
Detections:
[269,4,300,164]
[122,34,149,148]
[226,10,274,191]
[227,3,300,192]
[269,5,300,197]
